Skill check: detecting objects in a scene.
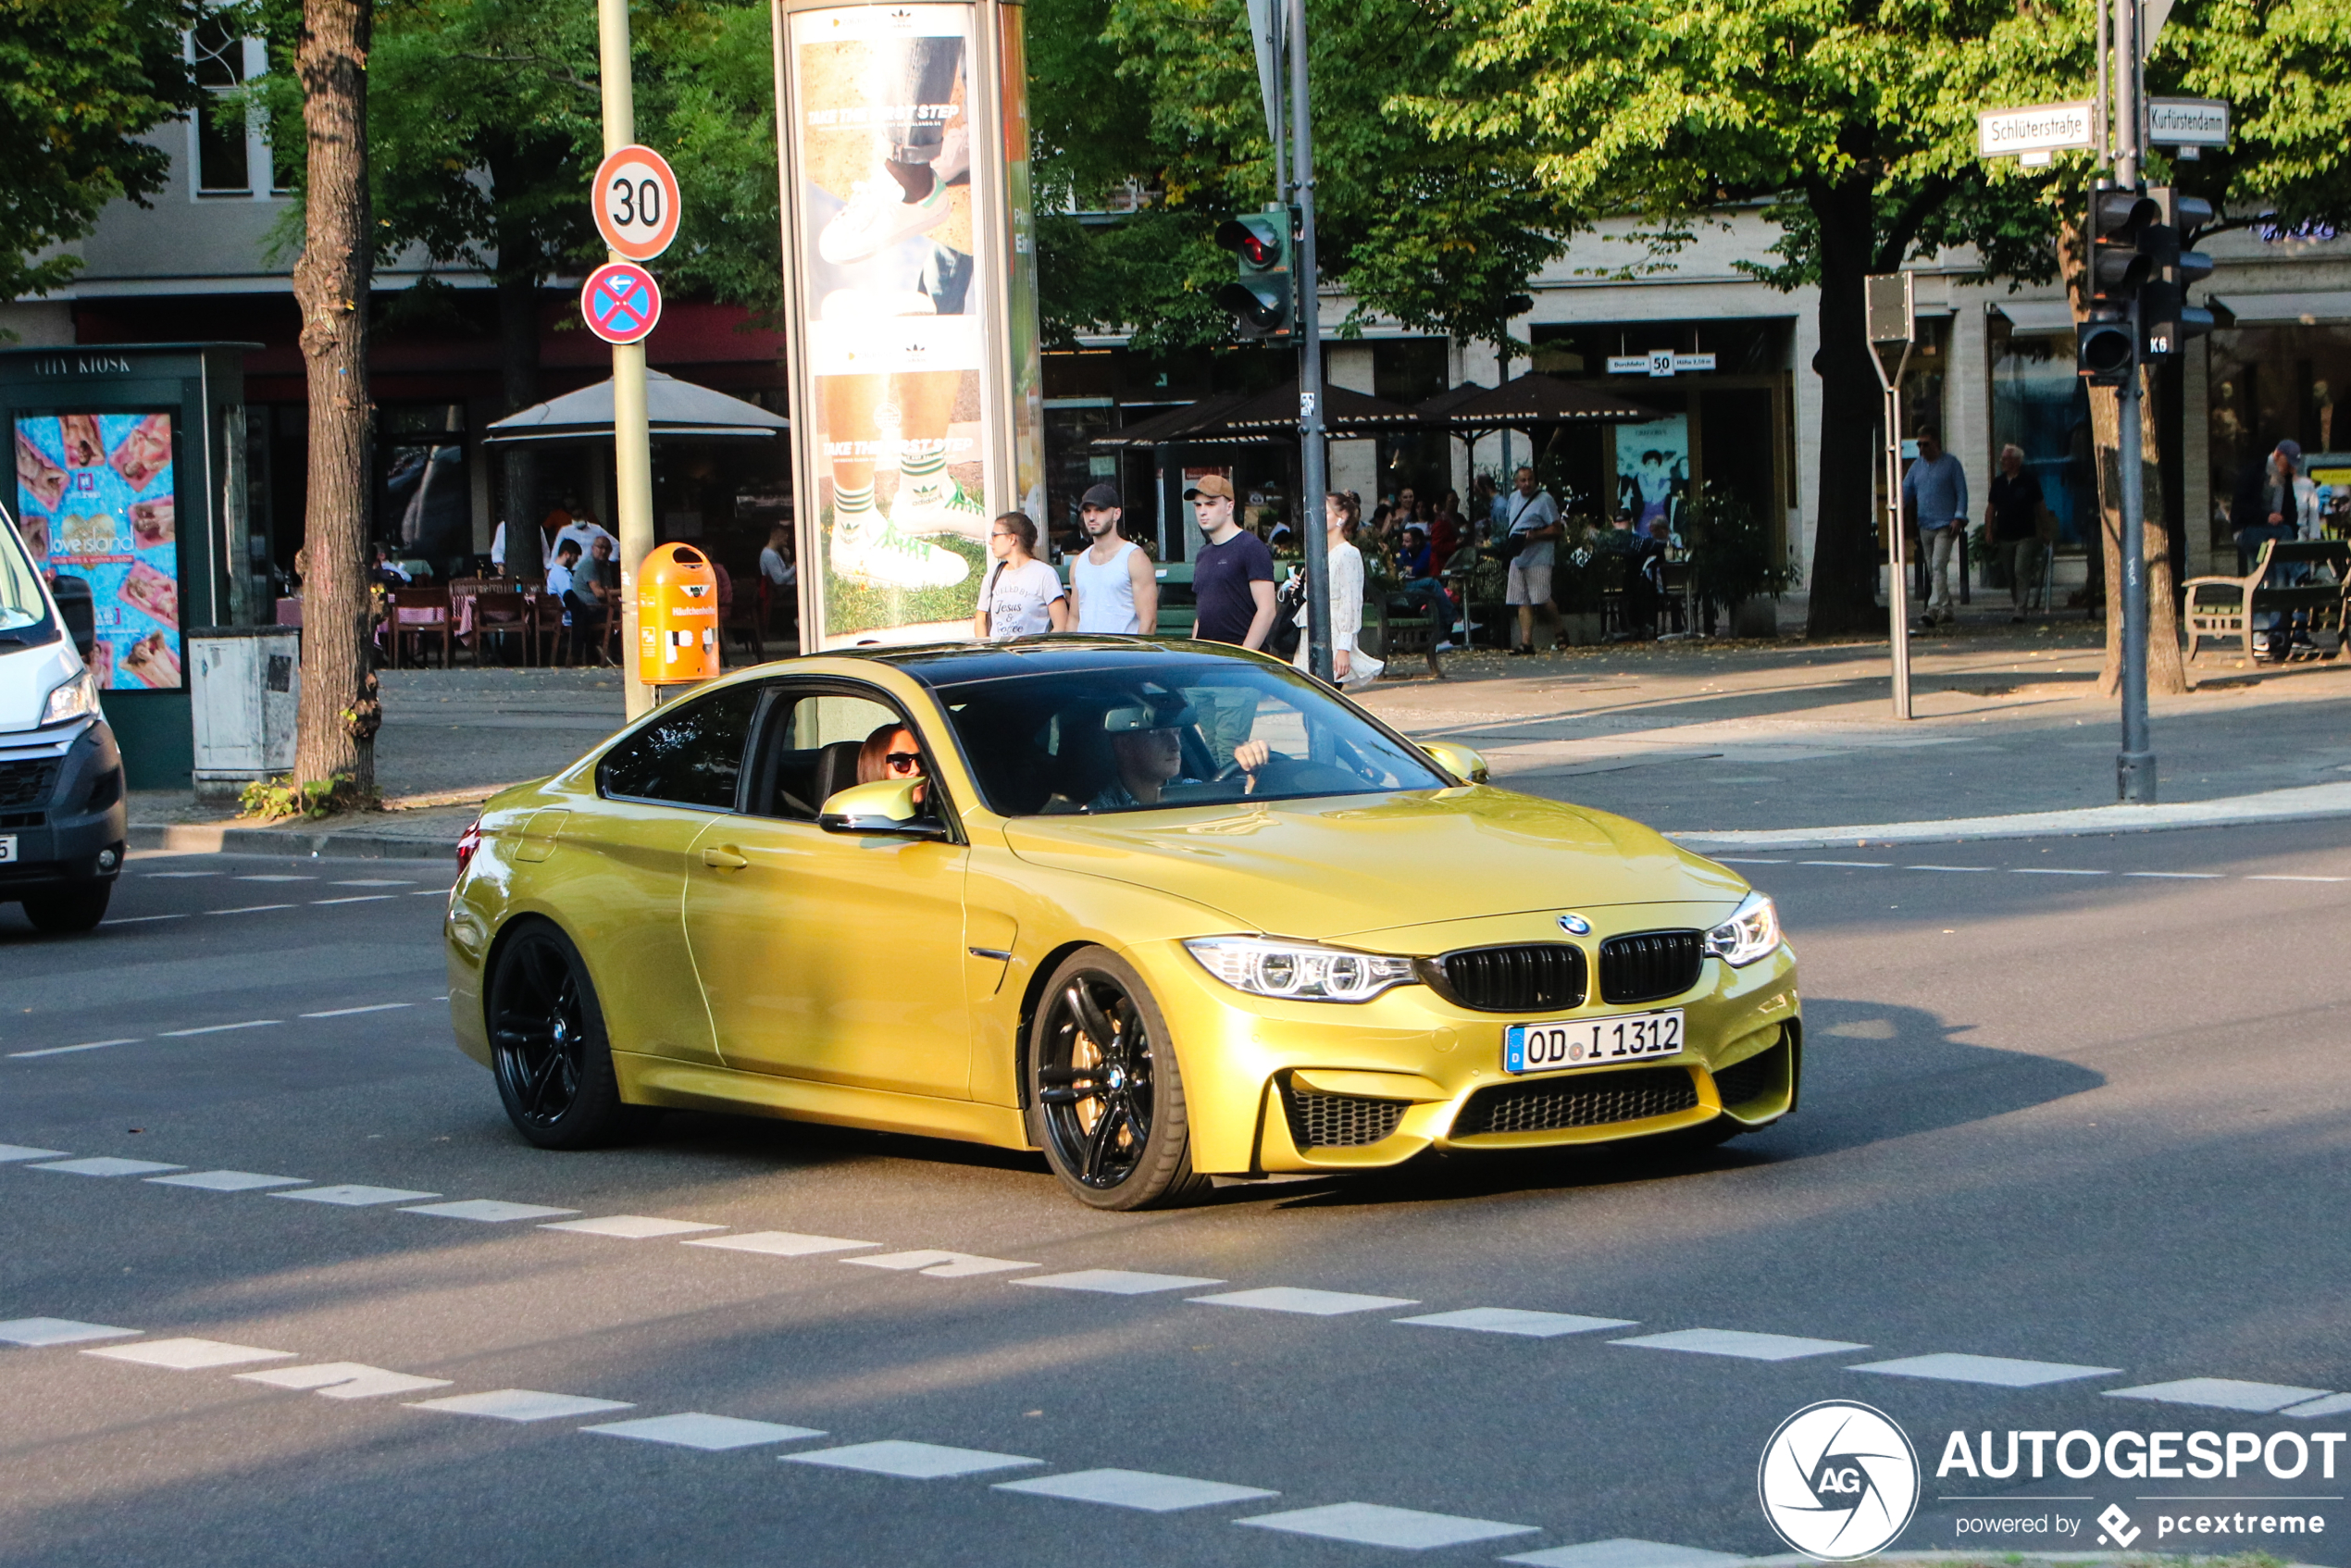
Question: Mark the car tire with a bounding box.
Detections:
[485,920,648,1150]
[1026,946,1210,1212]
[21,882,111,934]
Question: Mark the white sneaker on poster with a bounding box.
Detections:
[891,479,988,541]
[819,177,953,266]
[832,517,970,590]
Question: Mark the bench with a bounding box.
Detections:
[2183,538,2351,662]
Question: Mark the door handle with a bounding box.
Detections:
[700,846,749,870]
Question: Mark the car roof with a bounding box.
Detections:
[880,637,1263,690]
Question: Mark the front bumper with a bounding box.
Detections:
[0,718,127,899]
[1135,925,1800,1176]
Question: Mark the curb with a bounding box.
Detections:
[129,823,456,863]
[1671,780,2351,852]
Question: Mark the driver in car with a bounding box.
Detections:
[1089,703,1268,811]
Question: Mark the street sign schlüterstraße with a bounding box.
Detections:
[1977,102,2096,160]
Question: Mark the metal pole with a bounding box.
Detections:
[2112,0,2153,800]
[1288,0,1331,683]
[1885,370,1912,719]
[2115,0,2140,189]
[2095,0,2110,170]
[598,0,654,718]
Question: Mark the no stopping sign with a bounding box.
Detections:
[581,262,662,345]
[592,144,681,262]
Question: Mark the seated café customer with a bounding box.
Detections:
[1396,522,1456,650]
[856,722,928,808]
[546,539,607,662]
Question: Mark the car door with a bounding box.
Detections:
[681,685,973,1099]
[557,679,767,1066]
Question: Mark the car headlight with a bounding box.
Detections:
[1184,937,1421,1002]
[42,669,98,727]
[1704,890,1782,967]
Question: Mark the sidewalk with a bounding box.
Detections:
[125,617,2351,858]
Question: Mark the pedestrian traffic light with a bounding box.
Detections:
[1213,207,1295,340]
[2139,188,2216,359]
[2078,184,2160,385]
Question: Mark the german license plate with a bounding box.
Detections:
[0,835,14,865]
[1504,1010,1684,1074]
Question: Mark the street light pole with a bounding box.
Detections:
[2113,0,2155,801]
[597,0,655,718]
[1288,0,1330,683]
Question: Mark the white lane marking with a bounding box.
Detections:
[101,915,187,926]
[1908,865,1995,873]
[2283,1393,2351,1418]
[683,1231,878,1257]
[237,1363,454,1399]
[585,1413,827,1450]
[1611,1327,1868,1361]
[2248,874,2347,882]
[143,872,218,878]
[997,1468,1279,1512]
[412,889,454,896]
[1189,1287,1420,1316]
[206,904,296,915]
[1237,1501,1539,1549]
[785,1440,1041,1480]
[85,1338,294,1371]
[313,896,396,905]
[2010,867,2108,876]
[1799,860,1890,868]
[0,1317,140,1347]
[2125,870,2222,878]
[147,1170,308,1191]
[1848,1352,2121,1388]
[541,1214,727,1238]
[8,1039,140,1059]
[235,875,316,882]
[1709,857,1786,865]
[406,1388,633,1422]
[0,1143,69,1161]
[331,879,417,888]
[1012,1270,1226,1295]
[301,1003,416,1019]
[1504,1539,1750,1568]
[159,1019,283,1037]
[2105,1376,2331,1412]
[1396,1307,1636,1338]
[842,1250,1038,1278]
[272,1184,442,1206]
[402,1199,579,1223]
[31,1156,184,1177]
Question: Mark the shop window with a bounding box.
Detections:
[1990,328,2093,549]
[2208,324,2351,542]
[376,404,471,576]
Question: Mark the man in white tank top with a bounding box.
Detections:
[1068,483,1160,635]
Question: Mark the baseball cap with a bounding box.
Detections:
[1079,482,1121,509]
[2278,439,2304,466]
[1183,475,1236,502]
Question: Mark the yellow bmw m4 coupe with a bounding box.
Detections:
[445,639,1798,1210]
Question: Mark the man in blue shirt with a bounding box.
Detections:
[1900,429,1970,629]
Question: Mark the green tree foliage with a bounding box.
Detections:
[0,0,201,304]
[2163,0,2351,231]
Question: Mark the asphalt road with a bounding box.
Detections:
[5,821,2348,1567]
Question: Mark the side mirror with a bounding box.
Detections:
[1423,740,1489,785]
[49,573,96,660]
[817,778,945,838]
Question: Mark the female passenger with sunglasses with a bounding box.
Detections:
[856,722,929,807]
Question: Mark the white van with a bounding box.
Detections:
[1,505,128,931]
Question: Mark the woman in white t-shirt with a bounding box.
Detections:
[1292,492,1383,688]
[973,511,1069,641]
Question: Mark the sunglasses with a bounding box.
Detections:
[885,752,922,773]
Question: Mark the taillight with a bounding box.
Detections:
[454,819,482,877]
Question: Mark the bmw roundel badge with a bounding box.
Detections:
[1557,913,1592,935]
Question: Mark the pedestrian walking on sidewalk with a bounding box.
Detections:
[1068,482,1157,635]
[1985,443,2045,622]
[1502,466,1562,654]
[1902,429,1969,628]
[1292,493,1383,689]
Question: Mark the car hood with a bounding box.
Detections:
[1001,788,1747,944]
[0,637,79,735]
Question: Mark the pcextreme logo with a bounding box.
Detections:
[1759,1401,1922,1561]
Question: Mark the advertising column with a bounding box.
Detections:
[774,0,1046,648]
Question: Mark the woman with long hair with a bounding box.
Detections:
[973,510,1069,640]
[1291,491,1383,688]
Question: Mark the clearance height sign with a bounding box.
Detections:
[774,0,1045,649]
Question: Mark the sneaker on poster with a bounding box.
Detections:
[831,515,970,590]
[819,176,954,266]
[891,477,988,541]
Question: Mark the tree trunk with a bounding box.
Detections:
[1804,180,1887,637]
[290,0,379,796]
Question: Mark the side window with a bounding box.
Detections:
[750,691,910,821]
[596,683,765,809]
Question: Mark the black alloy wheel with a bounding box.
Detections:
[1027,947,1207,1211]
[486,922,641,1149]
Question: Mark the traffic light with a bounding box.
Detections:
[1213,206,1295,340]
[2078,185,2160,385]
[2140,188,2215,359]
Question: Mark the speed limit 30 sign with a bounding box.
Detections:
[593,144,681,262]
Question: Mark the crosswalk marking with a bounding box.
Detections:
[1505,1539,1749,1568]
[32,1157,184,1177]
[1236,1501,1538,1549]
[237,1363,454,1399]
[402,1199,579,1223]
[406,1389,634,1422]
[147,1171,308,1191]
[586,1413,827,1450]
[785,1440,1041,1480]
[2105,1376,2332,1412]
[1847,1352,2119,1388]
[9,1039,142,1058]
[541,1214,726,1238]
[1012,1270,1225,1295]
[1189,1287,1420,1316]
[683,1230,877,1256]
[0,1317,139,1347]
[273,1184,442,1206]
[996,1468,1277,1512]
[159,1020,282,1037]
[843,1250,1037,1278]
[0,1144,68,1161]
[300,1003,416,1019]
[85,1338,293,1371]
[1397,1307,1636,1338]
[1612,1327,1868,1361]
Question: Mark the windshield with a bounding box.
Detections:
[1,504,56,640]
[924,652,1449,816]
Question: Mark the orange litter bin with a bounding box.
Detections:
[636,543,722,687]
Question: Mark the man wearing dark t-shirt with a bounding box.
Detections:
[1188,475,1276,647]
